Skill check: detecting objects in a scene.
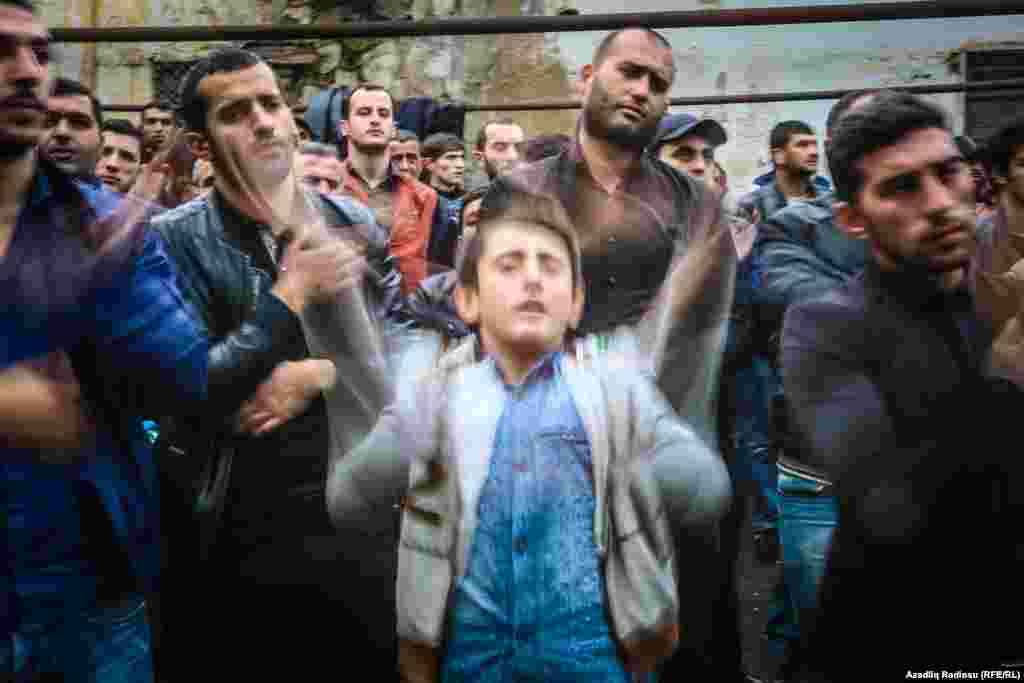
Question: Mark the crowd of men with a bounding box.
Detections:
[3,0,1024,680]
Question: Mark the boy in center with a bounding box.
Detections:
[328,188,731,682]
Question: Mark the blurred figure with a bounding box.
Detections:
[41,77,102,183]
[473,118,524,180]
[649,112,727,189]
[388,128,421,179]
[329,188,731,683]
[299,141,345,194]
[95,119,143,193]
[955,134,996,218]
[522,133,571,164]
[975,116,1024,275]
[191,157,215,197]
[152,47,401,682]
[138,101,175,163]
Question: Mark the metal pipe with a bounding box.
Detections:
[101,78,1024,113]
[53,0,1024,43]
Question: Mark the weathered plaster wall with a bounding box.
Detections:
[48,0,1024,189]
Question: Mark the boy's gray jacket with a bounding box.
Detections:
[327,329,732,680]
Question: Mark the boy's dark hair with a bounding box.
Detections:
[421,132,465,161]
[984,115,1024,179]
[523,134,571,163]
[341,83,395,121]
[394,129,419,145]
[102,118,142,145]
[593,28,671,67]
[301,141,341,159]
[770,120,814,151]
[475,118,520,151]
[828,91,950,204]
[178,48,264,133]
[458,184,490,227]
[52,77,103,129]
[457,188,582,293]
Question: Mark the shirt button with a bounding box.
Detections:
[515,538,527,554]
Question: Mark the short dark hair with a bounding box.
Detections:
[828,91,950,204]
[593,28,671,68]
[140,101,174,121]
[769,120,815,151]
[300,141,341,159]
[394,129,419,145]
[102,118,142,146]
[178,48,264,133]
[523,134,571,163]
[984,115,1024,179]
[458,188,581,293]
[341,83,395,121]
[52,78,103,129]
[826,89,884,138]
[0,0,37,13]
[475,118,521,151]
[421,132,465,161]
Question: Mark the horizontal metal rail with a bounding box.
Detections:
[101,78,1024,113]
[53,0,1024,43]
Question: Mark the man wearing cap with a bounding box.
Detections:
[650,112,728,191]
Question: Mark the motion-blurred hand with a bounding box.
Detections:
[234,359,336,436]
[0,355,92,457]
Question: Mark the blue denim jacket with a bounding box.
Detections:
[1,161,208,632]
[442,353,629,682]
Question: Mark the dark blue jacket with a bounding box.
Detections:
[1,161,209,632]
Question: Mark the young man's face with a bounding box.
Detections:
[998,144,1024,208]
[198,62,295,190]
[389,138,420,178]
[427,149,465,191]
[0,5,51,152]
[42,94,101,176]
[774,133,819,178]
[475,123,523,179]
[341,89,394,153]
[300,152,344,194]
[141,106,175,151]
[581,30,674,150]
[840,127,976,290]
[458,221,583,359]
[658,133,715,181]
[96,131,141,192]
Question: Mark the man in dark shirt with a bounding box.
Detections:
[484,26,738,680]
[783,91,1023,678]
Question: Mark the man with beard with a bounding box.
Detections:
[783,92,1024,679]
[484,26,739,681]
[740,121,823,225]
[95,119,143,193]
[138,101,175,163]
[338,83,448,293]
[149,48,402,681]
[41,77,103,185]
[388,129,421,180]
[649,112,728,191]
[473,118,524,180]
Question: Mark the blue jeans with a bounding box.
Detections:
[729,357,781,532]
[2,596,153,683]
[763,469,838,669]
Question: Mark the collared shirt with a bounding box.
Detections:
[441,353,631,683]
[344,163,398,236]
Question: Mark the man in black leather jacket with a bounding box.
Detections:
[150,48,402,680]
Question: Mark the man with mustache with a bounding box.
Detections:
[473,118,524,181]
[782,92,1024,678]
[483,26,738,680]
[739,120,825,225]
[148,47,402,680]
[41,77,103,184]
[138,101,175,163]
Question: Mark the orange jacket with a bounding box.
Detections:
[341,165,438,294]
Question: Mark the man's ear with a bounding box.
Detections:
[835,201,869,241]
[472,149,484,163]
[339,119,350,139]
[576,63,594,99]
[454,283,480,327]
[770,147,784,168]
[569,282,586,331]
[184,132,208,161]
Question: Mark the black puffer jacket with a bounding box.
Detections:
[395,270,472,339]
